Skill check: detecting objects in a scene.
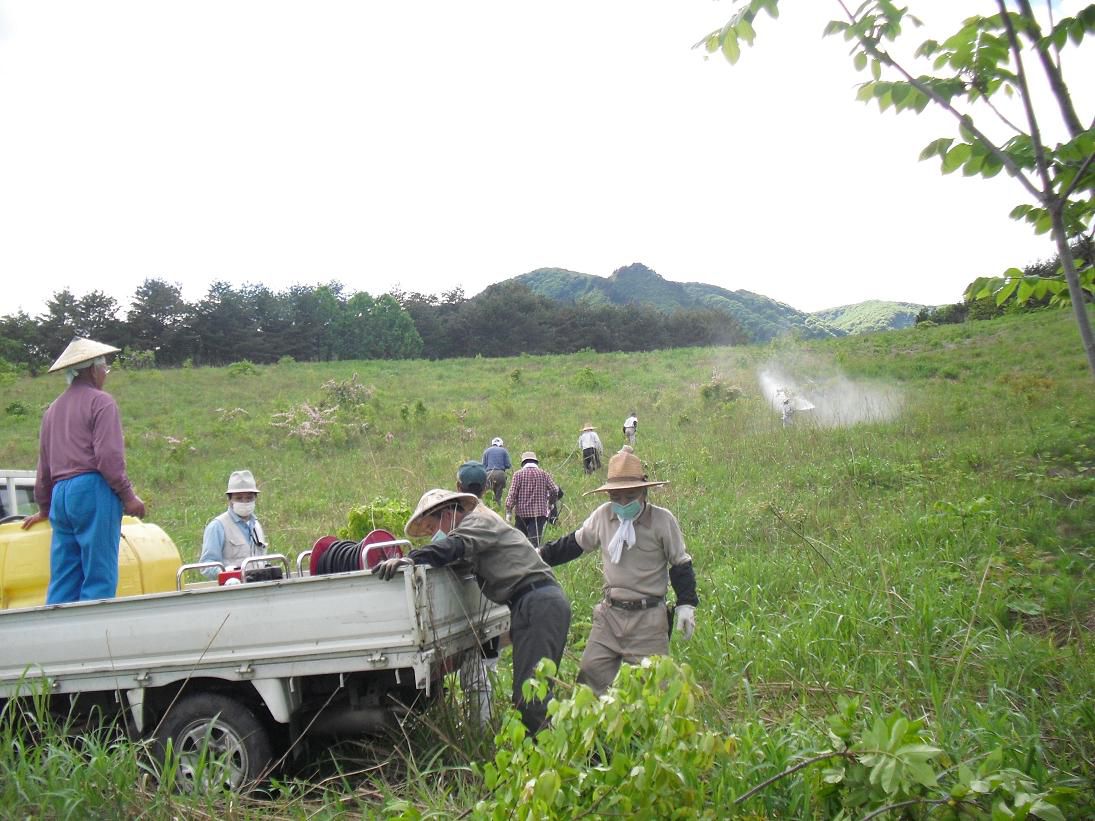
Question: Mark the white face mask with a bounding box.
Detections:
[232,501,255,518]
[431,529,446,542]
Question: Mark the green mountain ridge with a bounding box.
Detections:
[511,263,929,342]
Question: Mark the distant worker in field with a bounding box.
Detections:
[505,451,560,547]
[199,470,268,577]
[538,446,698,695]
[481,437,512,505]
[578,423,604,474]
[455,459,502,724]
[776,388,794,427]
[21,337,147,604]
[623,411,638,447]
[375,488,572,733]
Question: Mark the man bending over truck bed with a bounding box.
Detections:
[376,488,571,734]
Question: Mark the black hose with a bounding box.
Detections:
[317,539,364,574]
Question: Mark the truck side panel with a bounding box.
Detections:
[0,566,508,703]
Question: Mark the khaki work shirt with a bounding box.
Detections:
[448,507,556,604]
[573,502,691,600]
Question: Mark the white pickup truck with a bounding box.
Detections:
[0,540,509,790]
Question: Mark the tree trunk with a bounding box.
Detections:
[1051,210,1095,380]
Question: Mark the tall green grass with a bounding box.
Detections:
[0,308,1091,816]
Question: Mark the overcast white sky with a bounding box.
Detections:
[0,1,1087,316]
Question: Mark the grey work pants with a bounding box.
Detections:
[509,583,571,733]
[486,469,507,504]
[577,601,668,695]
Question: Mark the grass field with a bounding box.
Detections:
[1,308,1092,818]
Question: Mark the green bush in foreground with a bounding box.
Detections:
[391,657,1082,820]
[472,657,733,820]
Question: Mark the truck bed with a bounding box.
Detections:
[0,565,508,704]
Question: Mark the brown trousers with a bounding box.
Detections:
[577,600,669,695]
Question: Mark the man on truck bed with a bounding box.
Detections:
[21,337,147,604]
[199,469,269,577]
[376,488,571,734]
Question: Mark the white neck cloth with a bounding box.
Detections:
[607,517,637,564]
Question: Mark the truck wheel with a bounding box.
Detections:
[153,693,274,792]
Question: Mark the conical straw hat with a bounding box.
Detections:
[405,489,480,537]
[48,337,120,373]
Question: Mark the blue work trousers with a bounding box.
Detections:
[46,472,123,604]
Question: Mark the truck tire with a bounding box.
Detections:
[153,692,274,792]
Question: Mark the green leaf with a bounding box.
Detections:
[854,51,867,71]
[1029,799,1067,821]
[736,18,756,46]
[995,279,1019,305]
[824,20,850,37]
[943,143,972,173]
[721,33,741,64]
[962,153,984,176]
[1069,18,1085,45]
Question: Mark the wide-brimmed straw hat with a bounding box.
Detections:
[520,451,539,464]
[226,470,260,494]
[585,447,669,495]
[48,337,120,373]
[405,489,480,537]
[581,423,596,432]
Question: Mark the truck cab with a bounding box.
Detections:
[0,470,36,520]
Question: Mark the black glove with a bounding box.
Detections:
[375,556,413,581]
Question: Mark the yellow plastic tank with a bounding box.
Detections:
[0,516,182,609]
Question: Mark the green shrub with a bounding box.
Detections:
[573,367,601,391]
[115,347,156,370]
[277,355,296,366]
[227,360,259,377]
[471,657,733,819]
[0,357,20,387]
[340,497,414,541]
[700,375,742,402]
[322,373,373,406]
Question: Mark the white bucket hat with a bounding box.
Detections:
[48,337,120,373]
[491,437,504,447]
[226,470,260,495]
[405,489,479,537]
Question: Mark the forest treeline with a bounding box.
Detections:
[0,278,749,373]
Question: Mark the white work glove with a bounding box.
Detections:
[674,605,696,641]
[375,556,413,581]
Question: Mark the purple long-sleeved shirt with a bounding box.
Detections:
[34,380,137,514]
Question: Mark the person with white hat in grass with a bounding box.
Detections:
[199,469,269,577]
[505,451,560,547]
[481,437,512,505]
[21,337,146,603]
[375,488,571,734]
[578,423,604,475]
[538,446,698,695]
[622,411,638,447]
